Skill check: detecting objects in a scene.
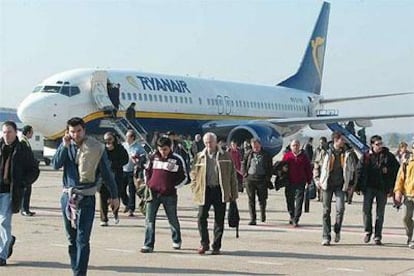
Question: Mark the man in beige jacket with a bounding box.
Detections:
[191,132,238,255]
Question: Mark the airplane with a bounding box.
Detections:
[17,2,414,156]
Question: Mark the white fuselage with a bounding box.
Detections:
[18,68,318,139]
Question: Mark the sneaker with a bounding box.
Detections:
[197,245,209,255]
[334,232,341,243]
[408,242,414,249]
[100,221,108,227]
[113,214,120,225]
[21,210,35,217]
[7,236,16,259]
[321,239,330,246]
[172,242,181,250]
[364,233,371,243]
[128,211,134,217]
[140,246,153,253]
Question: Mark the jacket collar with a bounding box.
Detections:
[199,146,224,158]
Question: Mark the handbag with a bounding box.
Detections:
[227,201,240,238]
[306,181,317,200]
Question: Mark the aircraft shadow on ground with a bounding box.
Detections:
[12,261,277,275]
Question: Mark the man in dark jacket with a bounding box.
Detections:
[356,135,399,245]
[99,132,129,226]
[0,121,39,266]
[242,138,273,225]
[140,136,187,253]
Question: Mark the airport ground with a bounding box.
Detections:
[4,164,414,276]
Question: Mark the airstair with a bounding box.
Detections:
[326,122,369,153]
[100,118,153,154]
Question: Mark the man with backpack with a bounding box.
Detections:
[393,143,414,249]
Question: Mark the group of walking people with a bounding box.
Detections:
[1,117,413,276]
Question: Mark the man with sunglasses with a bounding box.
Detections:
[356,135,399,245]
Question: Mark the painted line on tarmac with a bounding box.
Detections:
[105,248,135,253]
[50,243,67,247]
[326,267,364,273]
[248,260,285,266]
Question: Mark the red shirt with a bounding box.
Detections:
[282,151,312,185]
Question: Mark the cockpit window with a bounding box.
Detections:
[42,86,61,93]
[32,86,42,93]
[33,85,81,97]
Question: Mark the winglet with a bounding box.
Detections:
[277,2,330,95]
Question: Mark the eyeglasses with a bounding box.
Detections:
[374,142,383,146]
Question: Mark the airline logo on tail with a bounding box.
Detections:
[311,36,325,80]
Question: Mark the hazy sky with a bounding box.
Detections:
[1,0,413,135]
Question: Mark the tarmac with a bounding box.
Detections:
[4,164,414,275]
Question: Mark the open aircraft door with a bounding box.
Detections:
[91,70,113,111]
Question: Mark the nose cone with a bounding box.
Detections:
[18,94,64,138]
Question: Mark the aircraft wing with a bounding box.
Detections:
[320,91,414,104]
[265,113,414,128]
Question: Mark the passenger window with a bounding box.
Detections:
[159,95,163,102]
[198,98,202,105]
[139,94,143,101]
[149,94,153,101]
[175,96,178,103]
[133,94,137,100]
[164,95,168,102]
[121,93,126,100]
[189,97,193,104]
[144,94,148,101]
[127,93,132,101]
[184,97,188,104]
[180,96,183,103]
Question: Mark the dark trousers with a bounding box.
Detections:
[363,187,387,240]
[99,185,119,222]
[246,179,268,222]
[122,172,136,211]
[284,183,305,223]
[21,185,32,212]
[197,186,226,250]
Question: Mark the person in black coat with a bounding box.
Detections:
[356,135,399,245]
[0,121,39,265]
[99,132,129,226]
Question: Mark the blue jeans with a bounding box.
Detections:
[0,193,12,260]
[363,187,387,240]
[322,187,345,240]
[144,194,181,249]
[61,193,95,276]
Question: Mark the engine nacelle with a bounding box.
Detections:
[227,123,283,157]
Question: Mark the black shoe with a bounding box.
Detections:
[364,233,371,243]
[21,211,35,216]
[211,249,221,255]
[248,221,257,225]
[7,236,16,259]
[0,258,6,266]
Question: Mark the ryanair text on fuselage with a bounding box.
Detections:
[136,75,191,93]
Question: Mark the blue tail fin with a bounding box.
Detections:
[277,2,330,95]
